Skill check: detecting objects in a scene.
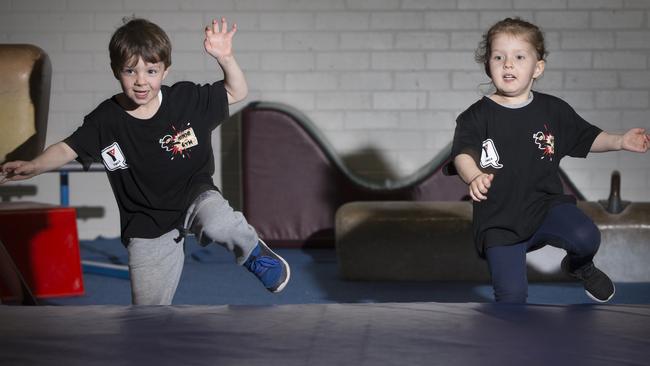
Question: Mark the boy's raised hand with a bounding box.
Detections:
[622,128,649,153]
[204,17,236,60]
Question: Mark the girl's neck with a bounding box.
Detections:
[489,91,534,108]
[489,91,533,107]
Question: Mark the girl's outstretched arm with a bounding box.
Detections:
[591,128,649,153]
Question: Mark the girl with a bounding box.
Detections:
[451,17,649,303]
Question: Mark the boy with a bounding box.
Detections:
[0,17,290,305]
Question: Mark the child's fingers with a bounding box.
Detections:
[1,163,16,174]
[205,19,218,35]
[481,176,491,189]
[0,169,17,183]
[0,161,33,183]
[471,184,487,201]
[13,162,34,176]
[470,188,482,202]
[468,173,493,201]
[220,17,228,33]
[474,190,487,201]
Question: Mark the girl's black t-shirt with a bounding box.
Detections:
[451,91,602,257]
[65,81,229,244]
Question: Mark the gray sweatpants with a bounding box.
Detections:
[127,190,259,305]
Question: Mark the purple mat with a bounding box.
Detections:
[1,303,648,365]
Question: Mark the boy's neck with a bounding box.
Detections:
[117,91,163,120]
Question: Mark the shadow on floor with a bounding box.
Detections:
[45,237,650,306]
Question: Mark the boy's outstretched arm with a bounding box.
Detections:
[0,142,77,184]
[591,128,649,153]
[204,17,248,104]
[454,153,494,202]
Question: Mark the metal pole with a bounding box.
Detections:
[60,170,69,206]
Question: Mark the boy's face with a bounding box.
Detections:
[116,57,169,112]
[488,33,545,104]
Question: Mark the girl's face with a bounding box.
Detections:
[488,33,545,105]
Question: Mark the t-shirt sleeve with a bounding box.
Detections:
[451,105,484,162]
[558,102,602,158]
[63,116,101,171]
[197,80,229,130]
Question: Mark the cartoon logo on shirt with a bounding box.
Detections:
[159,123,198,160]
[533,124,555,161]
[101,142,128,171]
[480,139,503,169]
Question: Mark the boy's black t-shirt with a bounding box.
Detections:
[65,81,229,244]
[451,91,602,257]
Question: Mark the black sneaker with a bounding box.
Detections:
[561,255,615,303]
[243,239,290,293]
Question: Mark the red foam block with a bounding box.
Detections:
[0,202,84,299]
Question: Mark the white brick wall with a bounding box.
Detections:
[1,0,649,240]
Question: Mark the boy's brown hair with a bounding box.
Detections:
[109,17,172,77]
[475,17,547,78]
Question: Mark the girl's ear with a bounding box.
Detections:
[533,59,545,80]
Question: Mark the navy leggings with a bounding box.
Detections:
[485,203,600,303]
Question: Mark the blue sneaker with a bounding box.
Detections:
[243,239,290,293]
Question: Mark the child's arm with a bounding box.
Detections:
[204,17,248,104]
[453,153,494,202]
[0,142,78,184]
[590,128,649,153]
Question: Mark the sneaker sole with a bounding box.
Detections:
[258,239,291,293]
[271,253,290,293]
[585,283,616,303]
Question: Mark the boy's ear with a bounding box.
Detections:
[533,59,545,80]
[162,67,170,80]
[111,64,120,80]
